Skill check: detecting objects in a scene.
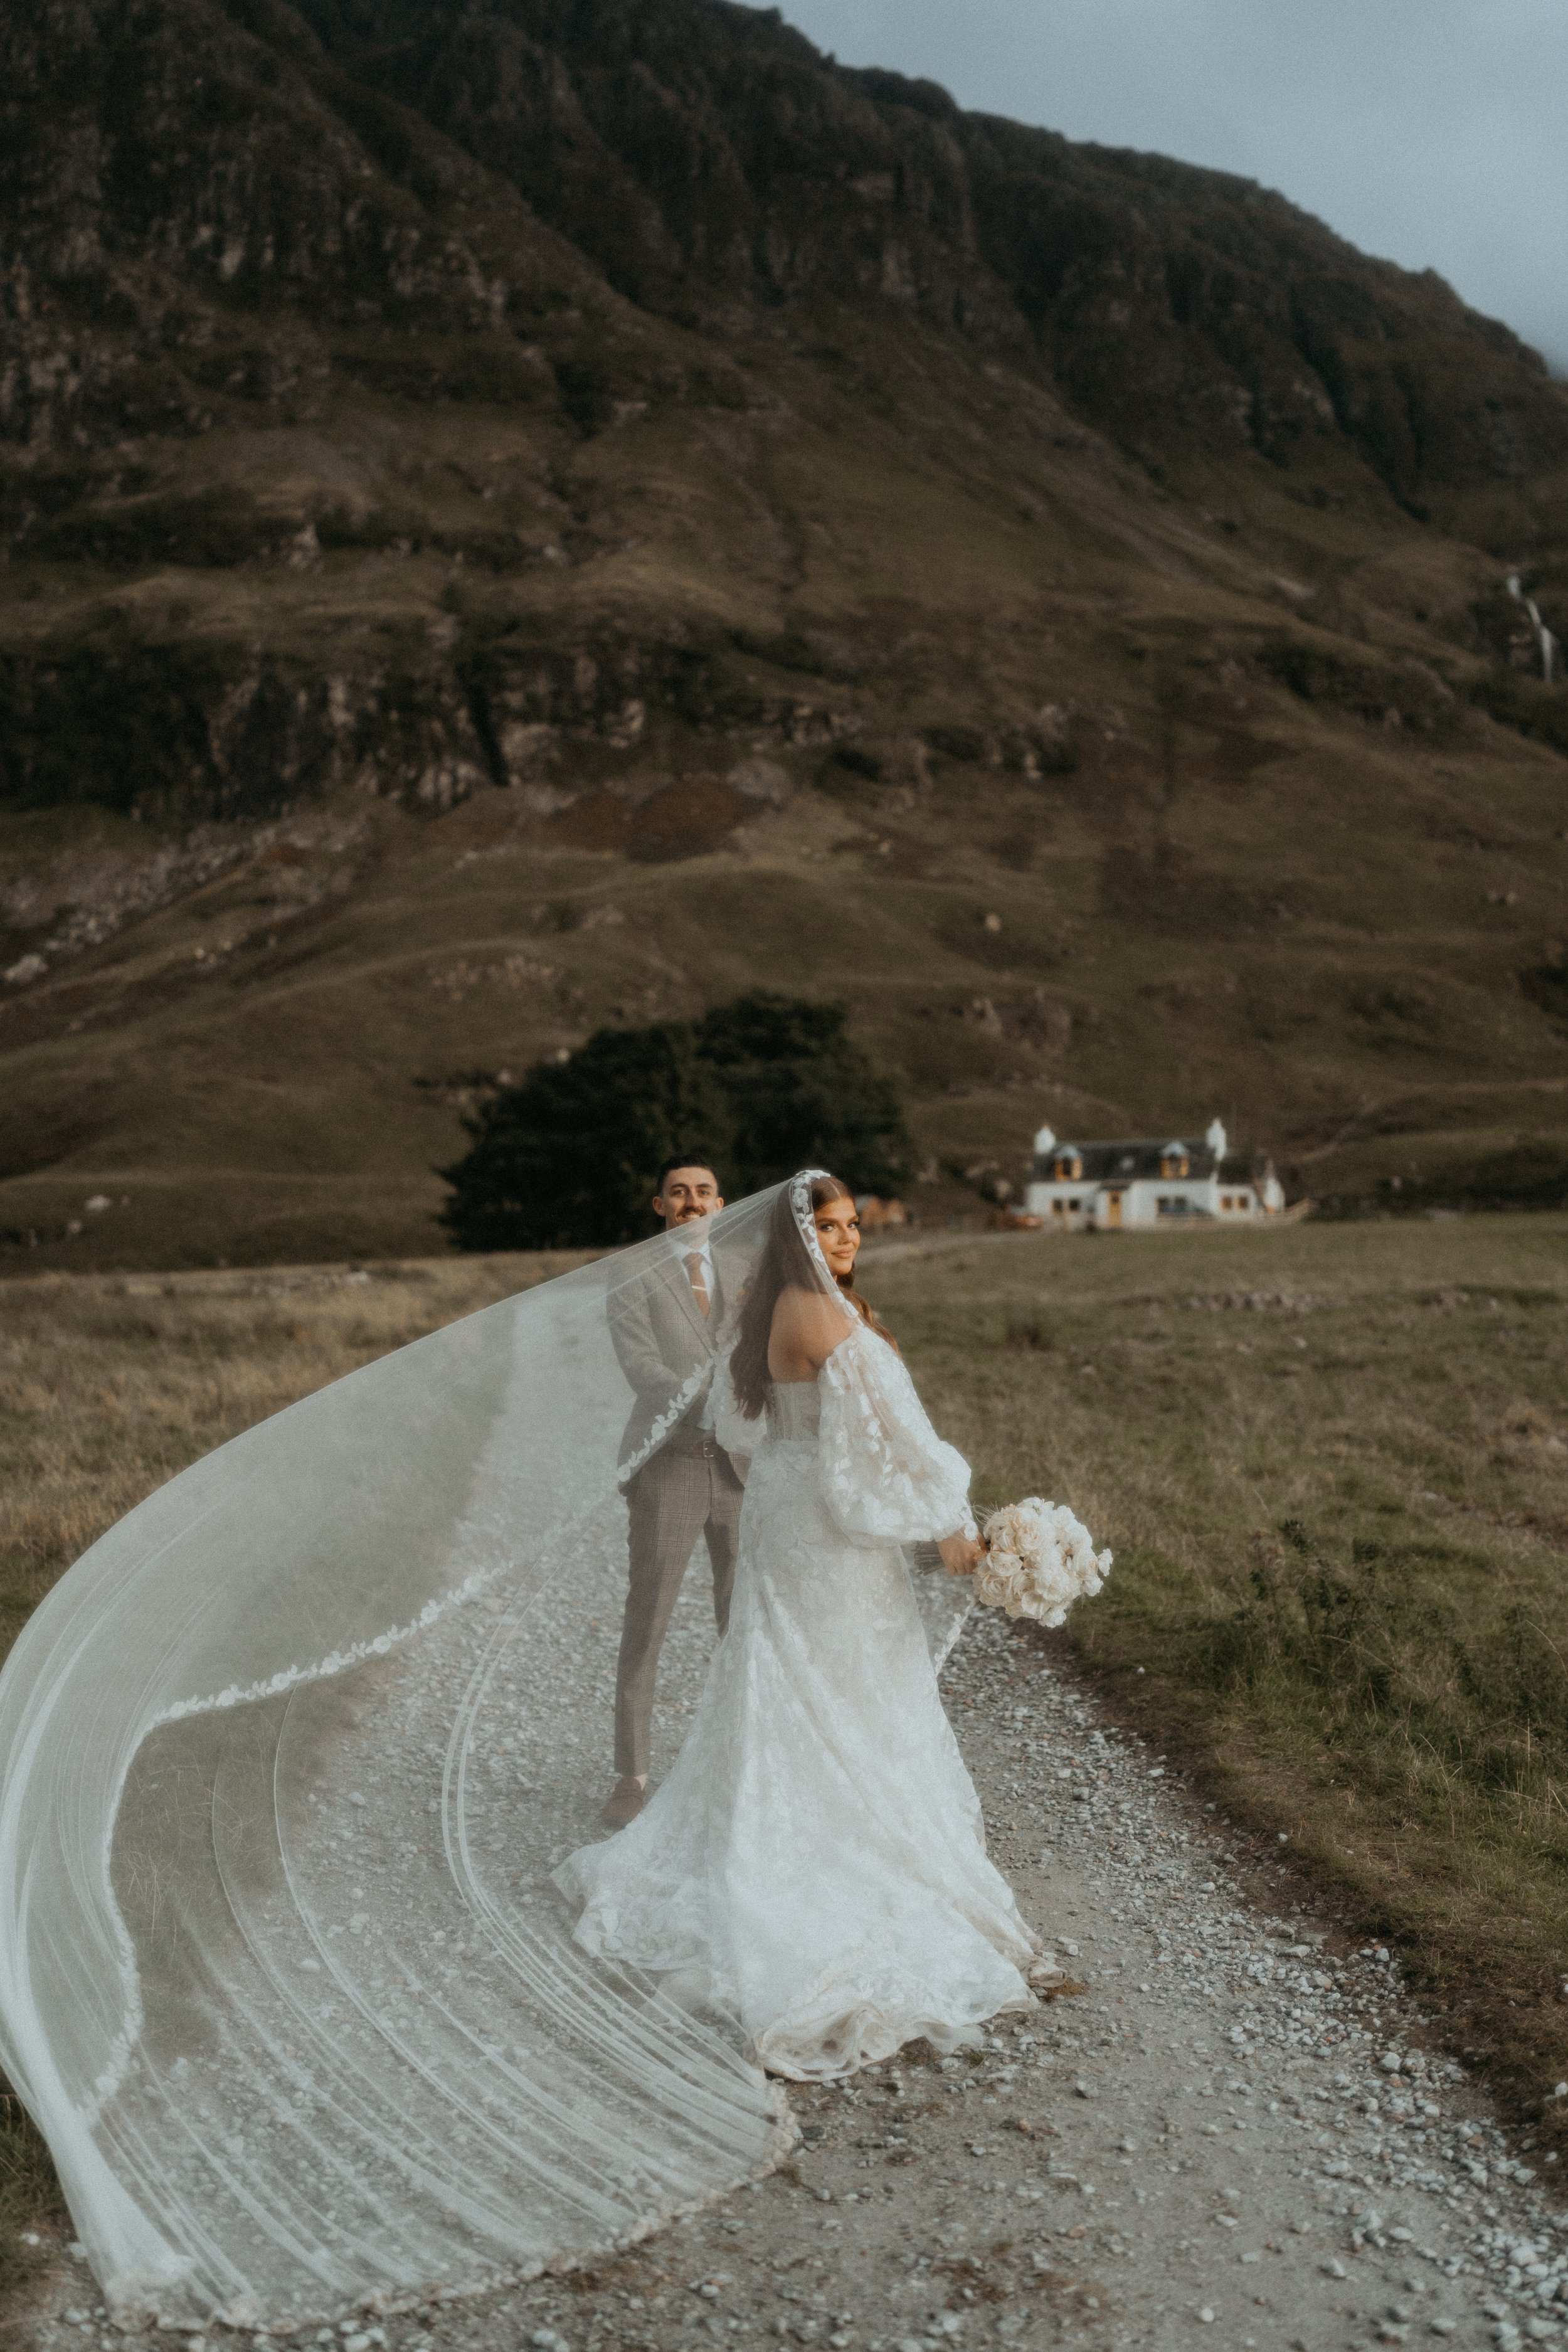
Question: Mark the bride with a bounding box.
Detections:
[0,1169,1043,2330]
[557,1171,1042,2077]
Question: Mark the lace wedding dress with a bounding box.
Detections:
[556,1326,1040,2078]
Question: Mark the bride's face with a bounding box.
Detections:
[813,1196,861,1279]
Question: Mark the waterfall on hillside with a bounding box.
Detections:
[1506,572,1560,682]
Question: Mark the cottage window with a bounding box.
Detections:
[1054,1153,1083,1182]
[1160,1152,1190,1180]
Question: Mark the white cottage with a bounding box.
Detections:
[1024,1120,1286,1232]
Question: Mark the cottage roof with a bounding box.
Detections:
[1035,1138,1212,1182]
[1032,1136,1264,1187]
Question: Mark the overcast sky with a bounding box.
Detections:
[749,1,1567,374]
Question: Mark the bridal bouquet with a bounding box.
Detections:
[972,1498,1111,1626]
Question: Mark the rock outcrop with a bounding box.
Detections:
[301,0,1568,506]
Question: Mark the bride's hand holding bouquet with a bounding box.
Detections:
[949,1498,1112,1627]
[937,1530,985,1577]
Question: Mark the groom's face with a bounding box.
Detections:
[653,1167,723,1229]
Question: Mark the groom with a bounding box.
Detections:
[603,1156,745,1828]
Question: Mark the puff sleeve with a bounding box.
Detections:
[817,1323,976,1547]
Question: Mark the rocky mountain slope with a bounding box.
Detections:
[3,0,1568,1266]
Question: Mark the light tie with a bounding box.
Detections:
[687,1253,711,1319]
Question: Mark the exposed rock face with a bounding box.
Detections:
[297,0,1568,502]
[7,0,1567,489]
[2,0,1567,831]
[1,0,575,453]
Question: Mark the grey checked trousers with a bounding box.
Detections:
[614,1435,743,1779]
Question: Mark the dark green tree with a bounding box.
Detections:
[440,993,913,1249]
[438,1021,731,1251]
[696,993,914,1199]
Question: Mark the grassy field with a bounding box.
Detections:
[2,1212,1567,2273]
[877,1210,1568,2161]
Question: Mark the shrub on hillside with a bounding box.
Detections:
[439,993,913,1251]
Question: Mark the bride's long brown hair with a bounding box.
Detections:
[728,1175,896,1419]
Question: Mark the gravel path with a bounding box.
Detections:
[18,1607,1566,2352]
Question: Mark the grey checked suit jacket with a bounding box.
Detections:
[609,1236,744,1481]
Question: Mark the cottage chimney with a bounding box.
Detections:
[1205,1117,1228,1160]
[1032,1125,1057,1157]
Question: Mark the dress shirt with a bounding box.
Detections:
[679,1232,718,1430]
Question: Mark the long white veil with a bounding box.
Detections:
[0,1180,967,2329]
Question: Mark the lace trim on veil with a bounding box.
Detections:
[788,1168,840,1290]
[615,1361,712,1488]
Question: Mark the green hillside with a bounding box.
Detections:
[3,0,1567,1268]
